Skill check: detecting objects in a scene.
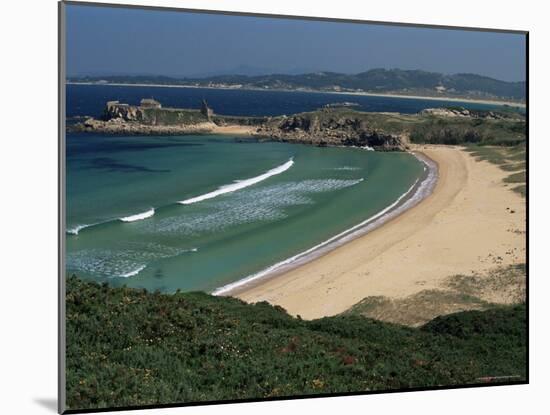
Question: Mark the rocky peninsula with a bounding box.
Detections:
[68,99,526,151]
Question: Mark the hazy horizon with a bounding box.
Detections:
[66,4,526,82]
[69,67,526,83]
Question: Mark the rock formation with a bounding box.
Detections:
[256,113,407,151]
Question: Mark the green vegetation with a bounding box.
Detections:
[140,108,208,125]
[504,171,527,184]
[66,276,526,411]
[464,144,527,197]
[464,144,526,164]
[512,184,526,197]
[213,114,269,126]
[409,116,525,146]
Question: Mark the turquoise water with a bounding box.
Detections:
[66,133,424,293]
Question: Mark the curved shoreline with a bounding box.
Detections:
[232,146,526,319]
[213,151,438,296]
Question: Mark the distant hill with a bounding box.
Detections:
[69,68,526,102]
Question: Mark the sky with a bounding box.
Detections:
[65,4,526,82]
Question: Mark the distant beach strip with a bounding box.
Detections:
[67,82,525,108]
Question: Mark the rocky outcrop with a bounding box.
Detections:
[256,113,407,151]
[104,101,143,121]
[69,117,219,135]
[102,101,209,126]
[420,107,523,120]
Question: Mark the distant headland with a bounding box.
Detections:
[67,68,526,106]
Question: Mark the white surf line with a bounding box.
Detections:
[66,219,113,235]
[66,224,92,235]
[67,208,156,235]
[179,158,294,205]
[118,265,147,278]
[119,208,156,222]
[212,153,438,296]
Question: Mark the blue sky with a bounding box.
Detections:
[66,4,526,81]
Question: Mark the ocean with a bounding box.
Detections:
[66,83,517,119]
[65,84,460,293]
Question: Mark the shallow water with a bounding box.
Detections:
[66,133,424,292]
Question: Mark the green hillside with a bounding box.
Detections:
[66,276,526,411]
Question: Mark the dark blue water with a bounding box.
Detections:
[67,83,516,119]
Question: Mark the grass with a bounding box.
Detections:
[466,146,512,164]
[445,264,526,304]
[410,118,525,146]
[213,114,269,126]
[504,171,527,184]
[512,184,526,197]
[141,108,209,125]
[500,162,526,172]
[464,144,526,197]
[66,276,526,411]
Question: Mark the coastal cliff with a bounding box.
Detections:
[68,99,526,150]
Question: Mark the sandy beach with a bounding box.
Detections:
[210,124,258,135]
[233,145,526,319]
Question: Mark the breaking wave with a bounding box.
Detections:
[66,208,155,235]
[179,158,294,205]
[119,208,155,222]
[67,224,92,235]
